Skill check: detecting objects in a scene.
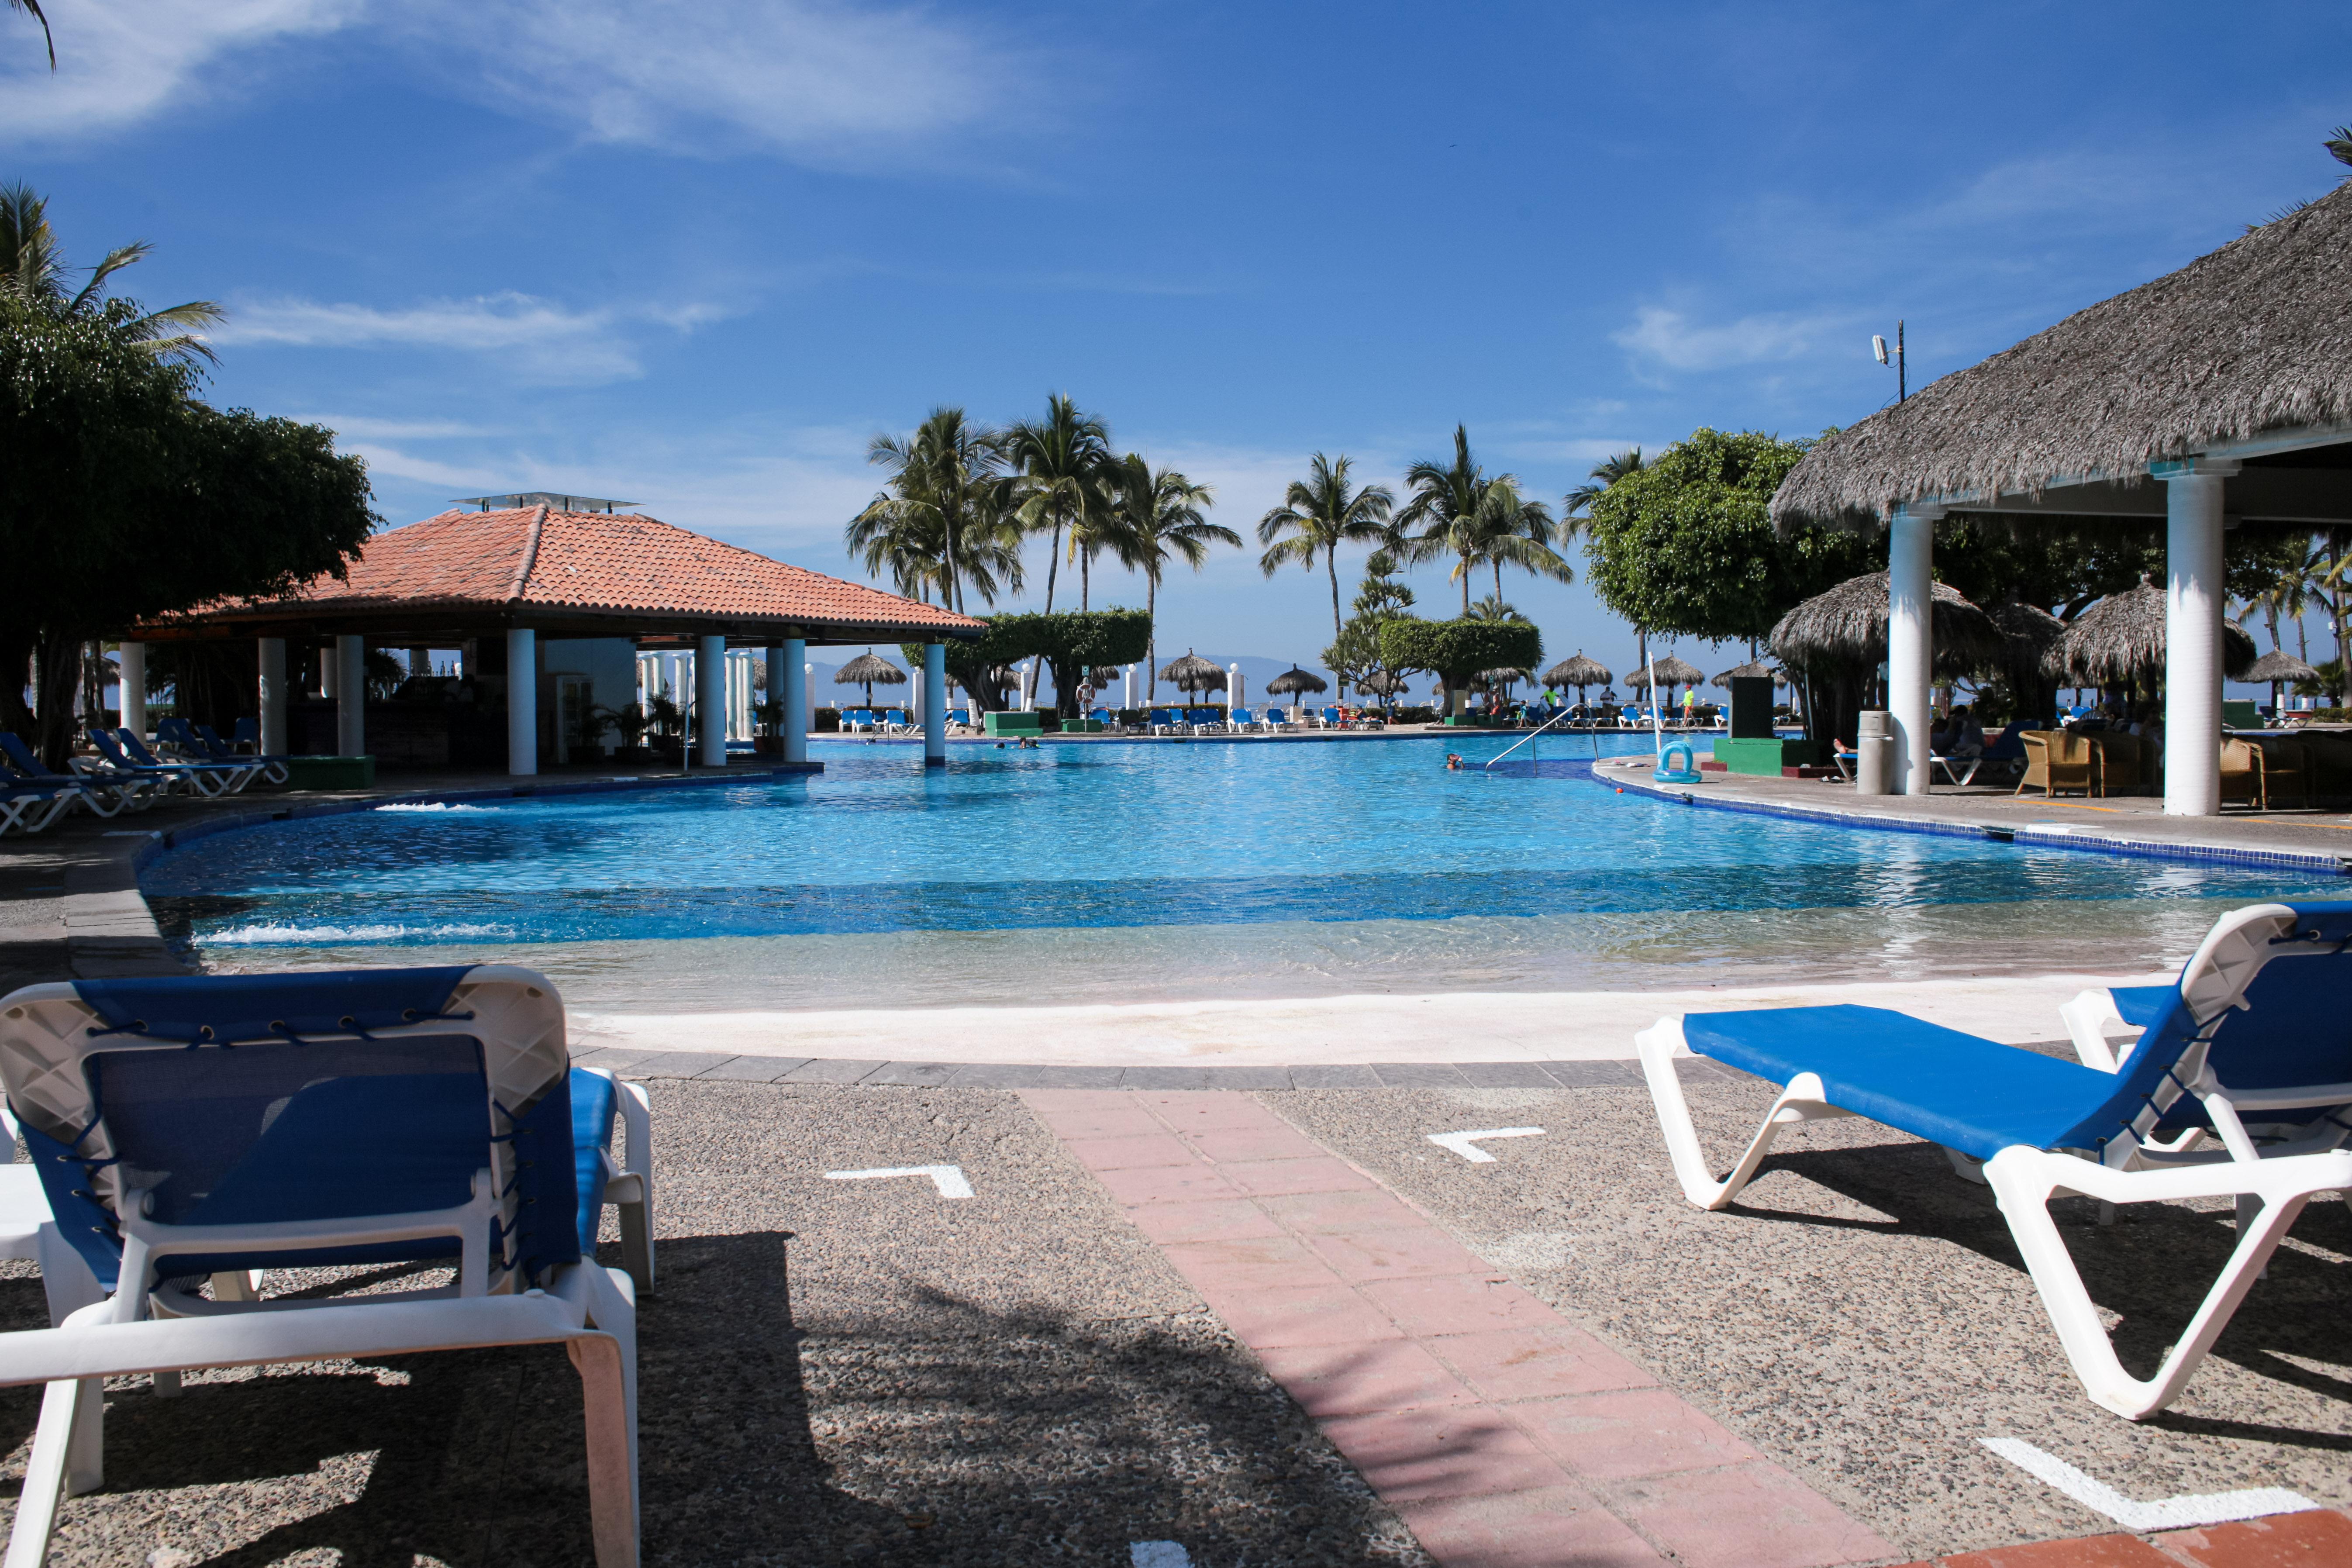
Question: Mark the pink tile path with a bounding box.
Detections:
[1023,1088,1898,1568]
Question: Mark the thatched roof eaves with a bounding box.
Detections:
[1771,183,2352,533]
[833,651,907,684]
[1627,655,1705,686]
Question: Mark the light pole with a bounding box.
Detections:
[1873,320,1907,402]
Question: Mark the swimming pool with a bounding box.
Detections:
[147,733,2346,1010]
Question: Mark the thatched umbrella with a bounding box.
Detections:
[1159,650,1227,700]
[2241,648,2320,719]
[1545,652,1611,709]
[1476,667,1534,704]
[834,650,906,709]
[2048,579,2259,689]
[1355,671,1408,704]
[1626,654,1705,709]
[1711,661,1782,689]
[1266,665,1328,697]
[1769,572,2007,679]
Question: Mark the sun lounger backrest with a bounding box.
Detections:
[0,965,579,1291]
[0,733,48,778]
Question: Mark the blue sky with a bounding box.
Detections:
[7,0,2350,690]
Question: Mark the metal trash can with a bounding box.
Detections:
[1854,710,1893,795]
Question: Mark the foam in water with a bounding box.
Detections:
[373,802,493,813]
[209,921,514,945]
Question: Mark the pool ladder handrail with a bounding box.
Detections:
[1485,706,1581,772]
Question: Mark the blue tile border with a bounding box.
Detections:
[1597,766,2352,879]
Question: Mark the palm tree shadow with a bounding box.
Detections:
[1734,1140,2352,1399]
[13,1226,1413,1566]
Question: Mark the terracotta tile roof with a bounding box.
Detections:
[176,508,981,636]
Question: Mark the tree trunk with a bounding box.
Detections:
[1493,559,1503,602]
[1459,561,1472,616]
[1147,577,1158,703]
[1044,507,1062,613]
[0,634,32,742]
[1080,548,1090,612]
[2336,530,2349,709]
[34,637,83,771]
[1327,550,1343,638]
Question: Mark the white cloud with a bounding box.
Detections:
[1610,305,1849,375]
[292,414,486,441]
[0,0,1042,169]
[402,0,1043,170]
[0,0,359,140]
[213,291,719,384]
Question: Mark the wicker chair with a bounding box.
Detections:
[2221,737,2307,811]
[2016,731,2094,798]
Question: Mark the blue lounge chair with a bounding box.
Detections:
[85,730,214,797]
[0,735,114,824]
[881,707,911,734]
[178,719,291,785]
[1637,901,2352,1419]
[0,965,645,1565]
[119,727,259,793]
[157,717,269,789]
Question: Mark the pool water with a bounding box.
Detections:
[147,734,2346,1010]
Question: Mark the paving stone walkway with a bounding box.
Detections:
[1024,1086,1897,1568]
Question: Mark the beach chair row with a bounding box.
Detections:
[0,721,293,834]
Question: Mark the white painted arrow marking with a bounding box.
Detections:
[1981,1438,2317,1530]
[823,1164,973,1199]
[1427,1127,1545,1163]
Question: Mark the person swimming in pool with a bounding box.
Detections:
[1445,752,1464,770]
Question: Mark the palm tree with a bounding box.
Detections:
[9,0,52,68]
[0,184,222,359]
[1395,425,1570,614]
[1106,453,1234,700]
[1002,393,1112,613]
[849,407,1021,612]
[1564,448,1644,517]
[1257,453,1395,638]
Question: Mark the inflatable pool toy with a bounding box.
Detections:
[1653,741,1703,785]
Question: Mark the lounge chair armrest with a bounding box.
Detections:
[0,1291,599,1389]
[617,1079,653,1184]
[602,1172,645,1204]
[2058,989,2129,1072]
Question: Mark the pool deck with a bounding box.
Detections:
[1592,751,2352,873]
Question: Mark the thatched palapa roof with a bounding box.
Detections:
[1772,183,2352,534]
[2049,580,2259,684]
[1545,653,1611,688]
[833,651,906,685]
[1266,665,1328,695]
[1712,661,1783,688]
[1770,572,2007,676]
[2240,648,2320,685]
[1626,655,1704,688]
[1159,651,1227,692]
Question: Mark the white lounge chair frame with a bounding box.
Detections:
[1637,903,2352,1419]
[0,968,641,1566]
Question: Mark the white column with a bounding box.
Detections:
[1020,663,1035,711]
[1124,665,1135,710]
[2158,459,2238,816]
[257,638,287,754]
[923,642,948,765]
[697,634,727,766]
[1228,663,1242,718]
[317,643,336,700]
[782,643,807,762]
[507,627,537,776]
[335,634,366,756]
[1886,504,1939,795]
[116,642,145,739]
